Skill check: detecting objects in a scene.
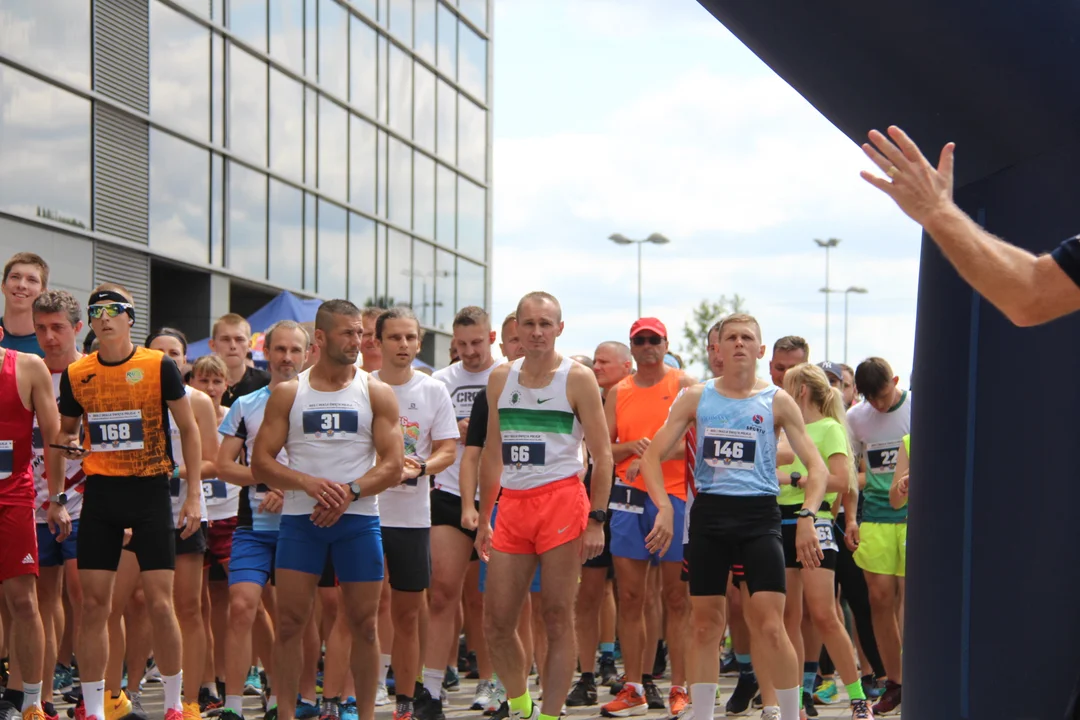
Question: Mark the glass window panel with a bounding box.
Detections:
[414,63,435,152]
[375,223,388,304]
[0,66,90,228]
[229,0,267,52]
[304,192,316,290]
[212,0,223,21]
[149,129,209,261]
[376,130,388,218]
[171,0,209,16]
[351,0,376,21]
[348,213,376,306]
[436,3,457,78]
[414,0,436,63]
[318,200,348,298]
[269,69,303,180]
[0,0,91,89]
[150,1,209,141]
[387,138,412,230]
[457,175,485,260]
[377,35,389,124]
[413,153,435,239]
[305,0,317,78]
[318,96,348,200]
[459,0,487,33]
[349,114,376,215]
[349,15,377,117]
[458,22,487,101]
[226,162,267,279]
[457,96,485,180]
[436,79,456,164]
[386,229,411,308]
[268,179,303,289]
[412,240,435,327]
[211,33,224,144]
[211,154,224,266]
[318,0,348,98]
[269,0,304,74]
[435,164,455,248]
[434,249,454,330]
[228,44,268,166]
[390,0,412,46]
[305,87,317,185]
[457,258,485,312]
[389,44,412,137]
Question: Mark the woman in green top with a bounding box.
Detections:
[889,435,911,509]
[776,364,870,715]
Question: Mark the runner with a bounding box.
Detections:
[211,314,270,408]
[217,320,310,720]
[371,307,459,720]
[565,341,631,706]
[639,313,827,720]
[417,307,502,720]
[768,337,809,389]
[1,252,48,356]
[56,284,203,720]
[358,307,383,373]
[251,299,404,720]
[888,436,909,511]
[477,291,614,720]
[780,364,873,719]
[29,291,86,717]
[0,300,62,720]
[846,358,911,716]
[602,318,695,719]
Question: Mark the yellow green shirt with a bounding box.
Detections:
[778,416,849,520]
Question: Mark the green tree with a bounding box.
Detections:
[680,294,748,376]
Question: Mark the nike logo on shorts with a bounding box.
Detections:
[557,525,570,533]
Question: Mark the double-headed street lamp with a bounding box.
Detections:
[609,232,671,317]
[819,285,869,364]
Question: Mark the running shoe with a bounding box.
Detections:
[643,681,665,710]
[668,687,689,719]
[69,698,85,720]
[262,707,277,720]
[315,672,323,697]
[340,699,358,720]
[142,662,163,685]
[486,679,506,716]
[490,701,509,720]
[319,698,341,720]
[465,652,479,680]
[471,680,495,711]
[761,708,780,720]
[181,701,201,720]
[813,680,838,705]
[851,699,874,719]
[598,658,618,687]
[721,655,739,676]
[104,691,132,720]
[198,688,223,715]
[128,692,145,718]
[23,706,48,720]
[413,696,444,720]
[164,709,182,720]
[392,710,411,720]
[375,684,391,707]
[870,682,900,716]
[600,686,647,717]
[803,691,819,716]
[565,675,598,707]
[608,673,626,696]
[244,668,263,696]
[441,667,460,692]
[726,674,759,716]
[861,675,885,699]
[54,666,75,694]
[652,642,667,679]
[295,699,319,720]
[217,711,243,720]
[42,702,59,720]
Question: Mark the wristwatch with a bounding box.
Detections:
[789,472,802,488]
[588,509,606,524]
[419,460,428,477]
[348,481,363,502]
[50,492,68,506]
[796,508,817,520]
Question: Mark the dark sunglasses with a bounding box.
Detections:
[88,302,132,320]
[632,336,664,346]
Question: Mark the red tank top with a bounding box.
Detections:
[0,349,37,506]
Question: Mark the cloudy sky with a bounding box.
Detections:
[488,0,922,382]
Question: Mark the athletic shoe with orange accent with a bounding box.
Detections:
[600,686,647,717]
[104,692,131,720]
[182,701,201,720]
[668,687,689,719]
[23,705,49,720]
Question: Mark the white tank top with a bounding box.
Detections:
[496,356,584,491]
[169,386,208,524]
[284,367,378,517]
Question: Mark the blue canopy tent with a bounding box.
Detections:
[187,291,434,371]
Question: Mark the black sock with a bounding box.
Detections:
[642,674,654,685]
[581,672,594,684]
[3,689,25,708]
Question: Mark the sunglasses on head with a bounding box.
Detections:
[632,335,664,346]
[88,302,133,320]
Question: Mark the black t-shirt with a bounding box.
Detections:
[466,388,488,447]
[1052,235,1080,288]
[222,366,270,408]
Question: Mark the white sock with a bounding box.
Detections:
[300,698,317,707]
[690,684,716,720]
[628,682,644,696]
[202,682,218,694]
[84,680,106,720]
[226,695,245,714]
[163,672,184,713]
[380,654,392,684]
[423,668,443,698]
[776,686,800,720]
[22,682,42,711]
[267,695,278,709]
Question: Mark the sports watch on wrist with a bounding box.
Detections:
[796,508,817,520]
[419,460,428,477]
[51,492,68,506]
[348,481,363,502]
[588,509,606,524]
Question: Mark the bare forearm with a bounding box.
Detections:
[611,442,637,464]
[802,471,826,514]
[427,445,458,477]
[219,462,256,487]
[459,448,479,504]
[589,456,614,512]
[179,429,203,492]
[356,459,404,497]
[254,454,313,492]
[842,487,858,519]
[479,447,500,522]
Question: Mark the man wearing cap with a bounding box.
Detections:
[601,318,697,719]
[818,362,858,411]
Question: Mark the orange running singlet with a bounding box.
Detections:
[614,369,686,499]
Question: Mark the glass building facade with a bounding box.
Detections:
[0,0,491,364]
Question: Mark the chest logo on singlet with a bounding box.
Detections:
[0,440,13,479]
[88,410,145,452]
[866,441,901,473]
[702,427,757,471]
[301,404,360,438]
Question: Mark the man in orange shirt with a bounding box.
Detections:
[601,319,697,719]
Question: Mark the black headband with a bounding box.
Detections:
[146,329,187,353]
[88,290,136,325]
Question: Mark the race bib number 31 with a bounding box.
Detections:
[88,410,144,452]
[502,432,546,469]
[0,440,12,479]
[702,428,757,471]
[302,407,360,437]
[866,441,901,473]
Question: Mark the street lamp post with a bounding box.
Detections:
[819,285,868,364]
[609,232,671,317]
[814,238,841,359]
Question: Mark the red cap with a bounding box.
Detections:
[630,317,667,338]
